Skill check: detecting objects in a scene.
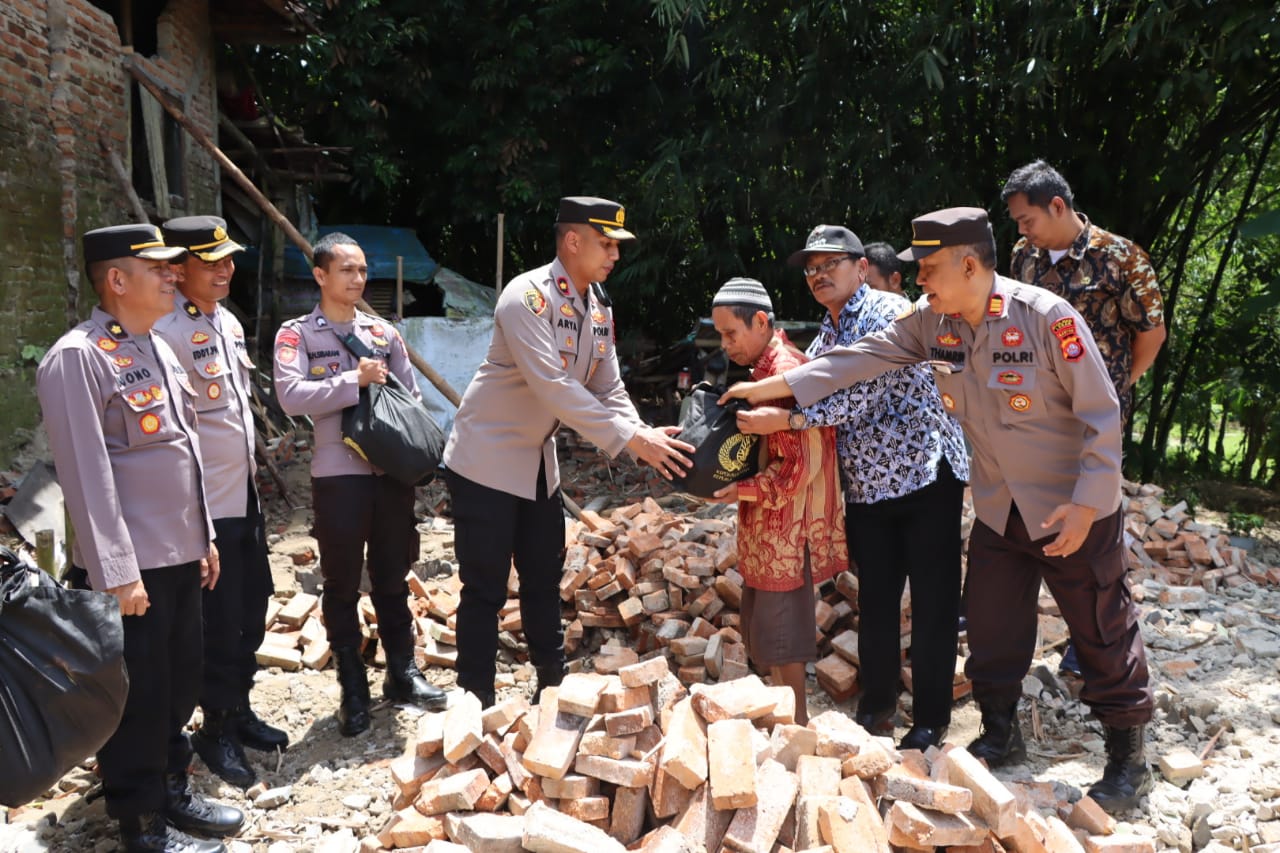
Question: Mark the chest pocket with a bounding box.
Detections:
[991,367,1045,423]
[119,381,174,447]
[933,372,967,423]
[190,348,231,412]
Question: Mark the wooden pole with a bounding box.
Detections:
[101,137,150,222]
[396,255,404,318]
[495,212,505,294]
[127,57,463,408]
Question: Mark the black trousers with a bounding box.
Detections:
[845,460,964,729]
[444,463,565,696]
[202,482,274,711]
[311,474,417,655]
[71,563,202,819]
[966,506,1153,727]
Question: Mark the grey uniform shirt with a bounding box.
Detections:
[272,306,419,479]
[443,258,641,500]
[154,300,256,519]
[786,275,1122,535]
[36,306,214,591]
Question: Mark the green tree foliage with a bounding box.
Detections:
[251,0,1280,481]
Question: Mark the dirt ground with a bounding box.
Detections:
[3,439,1280,852]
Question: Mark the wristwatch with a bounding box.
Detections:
[788,406,807,430]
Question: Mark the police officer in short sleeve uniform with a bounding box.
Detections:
[153,216,286,789]
[37,225,243,852]
[442,197,694,707]
[272,232,446,738]
[724,208,1154,815]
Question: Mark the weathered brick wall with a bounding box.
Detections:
[0,0,220,466]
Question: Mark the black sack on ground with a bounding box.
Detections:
[341,374,446,486]
[0,547,128,807]
[676,383,761,498]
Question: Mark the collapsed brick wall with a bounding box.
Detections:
[0,0,218,465]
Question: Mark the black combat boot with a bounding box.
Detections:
[334,645,372,736]
[968,701,1027,767]
[234,704,289,752]
[854,705,896,737]
[384,651,448,709]
[190,709,256,789]
[531,662,565,706]
[1087,724,1153,814]
[118,812,225,853]
[164,773,244,838]
[899,725,949,751]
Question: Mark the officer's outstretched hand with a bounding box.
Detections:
[736,406,788,435]
[627,425,694,481]
[357,357,389,387]
[108,579,150,617]
[720,374,792,406]
[201,542,221,590]
[1041,503,1099,558]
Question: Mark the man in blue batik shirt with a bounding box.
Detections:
[737,224,969,751]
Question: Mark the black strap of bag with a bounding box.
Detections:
[337,331,376,360]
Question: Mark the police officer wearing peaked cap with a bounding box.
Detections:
[153,216,286,790]
[724,207,1154,815]
[37,224,242,852]
[442,196,694,707]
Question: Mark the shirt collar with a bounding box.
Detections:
[822,284,869,335]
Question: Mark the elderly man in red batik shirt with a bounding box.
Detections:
[707,277,848,725]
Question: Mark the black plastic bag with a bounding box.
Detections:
[0,547,128,807]
[342,374,446,486]
[676,383,762,498]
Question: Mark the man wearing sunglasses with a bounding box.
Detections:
[736,225,968,751]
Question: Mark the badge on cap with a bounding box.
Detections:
[1009,393,1032,412]
[556,277,570,296]
[113,356,134,368]
[97,337,118,352]
[1002,327,1023,347]
[936,333,961,347]
[207,382,221,400]
[139,413,161,434]
[523,289,547,316]
[941,393,956,411]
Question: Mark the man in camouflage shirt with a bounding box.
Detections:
[1002,160,1166,425]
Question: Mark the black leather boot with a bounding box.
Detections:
[968,701,1027,767]
[854,705,895,737]
[383,651,448,709]
[164,773,244,838]
[899,725,949,751]
[334,645,372,736]
[531,662,565,706]
[190,709,256,789]
[234,705,289,752]
[1087,724,1153,814]
[118,812,226,852]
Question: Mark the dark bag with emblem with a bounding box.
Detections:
[337,333,445,486]
[0,547,128,807]
[676,383,762,498]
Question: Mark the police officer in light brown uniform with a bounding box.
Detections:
[37,224,242,853]
[272,231,446,738]
[153,216,287,788]
[724,208,1154,814]
[443,197,694,706]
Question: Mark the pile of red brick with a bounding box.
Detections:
[371,665,1155,852]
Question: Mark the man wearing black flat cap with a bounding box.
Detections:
[724,207,1153,815]
[154,216,286,789]
[37,224,241,852]
[443,196,693,707]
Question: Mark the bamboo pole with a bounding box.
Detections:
[127,57,462,407]
[495,212,505,294]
